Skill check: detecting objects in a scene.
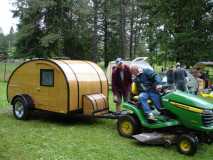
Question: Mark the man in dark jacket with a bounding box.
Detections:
[131,65,162,121]
[112,58,132,113]
[174,63,187,92]
[166,66,175,85]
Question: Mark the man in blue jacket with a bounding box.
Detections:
[131,65,162,121]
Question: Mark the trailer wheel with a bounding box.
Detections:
[12,95,32,120]
[117,114,140,138]
[177,134,198,155]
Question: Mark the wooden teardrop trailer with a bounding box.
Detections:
[7,59,110,120]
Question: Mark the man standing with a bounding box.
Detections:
[174,63,187,92]
[131,65,162,121]
[166,66,175,86]
[112,58,132,114]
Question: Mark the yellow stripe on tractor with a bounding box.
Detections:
[171,102,204,114]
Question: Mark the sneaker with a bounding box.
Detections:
[147,113,157,122]
[158,108,167,115]
[113,111,121,115]
[152,109,161,116]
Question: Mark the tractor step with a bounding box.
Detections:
[93,110,128,119]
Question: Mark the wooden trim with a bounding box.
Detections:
[40,69,54,87]
[61,60,80,110]
[99,93,107,109]
[90,94,98,110]
[84,95,96,111]
[93,108,109,114]
[85,61,102,93]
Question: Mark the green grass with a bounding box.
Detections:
[0,62,20,82]
[0,82,9,107]
[1,82,213,160]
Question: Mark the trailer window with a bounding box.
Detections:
[40,69,54,86]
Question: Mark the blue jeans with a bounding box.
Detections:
[138,91,161,114]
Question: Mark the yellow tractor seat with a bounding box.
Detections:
[132,95,152,104]
[132,95,139,101]
[131,82,152,104]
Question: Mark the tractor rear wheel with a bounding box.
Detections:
[117,114,140,138]
[176,134,198,155]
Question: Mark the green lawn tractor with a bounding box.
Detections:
[117,89,213,155]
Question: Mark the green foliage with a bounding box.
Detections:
[0,33,8,53]
[13,0,94,59]
[142,0,213,66]
[12,0,213,66]
[0,27,16,56]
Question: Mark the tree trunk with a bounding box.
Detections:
[119,0,127,58]
[104,0,109,67]
[129,0,135,60]
[133,2,140,58]
[92,0,98,62]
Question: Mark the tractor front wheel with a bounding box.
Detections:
[117,114,140,138]
[176,134,198,155]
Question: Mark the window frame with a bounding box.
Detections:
[40,69,54,87]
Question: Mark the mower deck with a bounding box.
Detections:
[133,132,176,145]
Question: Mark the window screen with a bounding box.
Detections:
[40,69,54,86]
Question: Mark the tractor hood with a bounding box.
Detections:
[163,90,213,110]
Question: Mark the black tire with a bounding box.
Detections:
[176,134,198,156]
[117,114,140,138]
[12,95,32,120]
[206,134,213,144]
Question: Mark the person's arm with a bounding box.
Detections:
[174,70,177,83]
[134,76,142,93]
[126,65,132,85]
[146,69,162,85]
[172,70,175,82]
[184,70,187,77]
[111,67,118,94]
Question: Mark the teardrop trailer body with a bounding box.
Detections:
[7,59,118,119]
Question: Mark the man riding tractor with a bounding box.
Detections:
[130,64,163,121]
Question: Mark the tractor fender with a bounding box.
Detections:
[122,102,148,127]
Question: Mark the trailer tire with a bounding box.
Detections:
[12,95,32,120]
[177,134,198,155]
[117,114,140,138]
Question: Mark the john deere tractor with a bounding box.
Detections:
[117,89,213,155]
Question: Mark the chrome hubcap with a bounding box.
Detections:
[14,101,24,118]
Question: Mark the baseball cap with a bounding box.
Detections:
[176,62,180,66]
[115,58,123,65]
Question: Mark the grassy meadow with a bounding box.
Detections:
[1,81,213,160]
[0,61,213,160]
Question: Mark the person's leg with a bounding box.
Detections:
[123,90,130,102]
[148,91,161,110]
[139,92,156,121]
[183,81,187,92]
[176,81,186,92]
[116,103,121,112]
[113,92,122,112]
[138,92,152,114]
